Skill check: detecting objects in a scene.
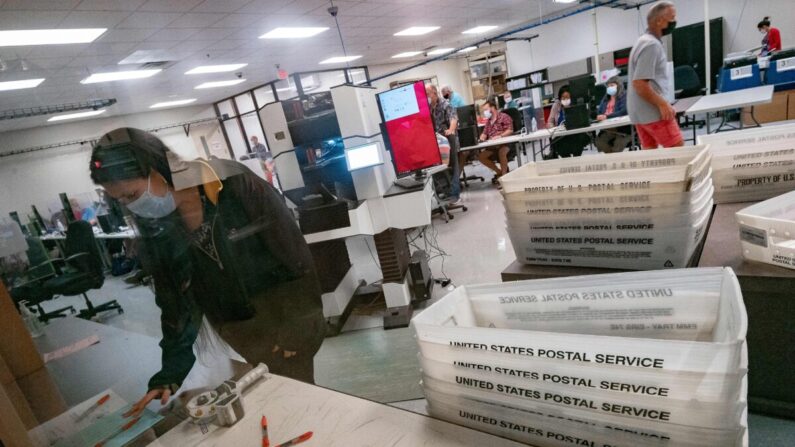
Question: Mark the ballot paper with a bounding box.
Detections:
[52,406,162,447]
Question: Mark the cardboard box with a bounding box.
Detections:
[1,379,38,429]
[742,90,788,125]
[0,382,35,447]
[789,91,795,120]
[15,367,67,425]
[0,285,44,379]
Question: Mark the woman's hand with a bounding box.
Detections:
[272,344,297,359]
[124,388,171,418]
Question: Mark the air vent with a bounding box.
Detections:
[140,61,176,70]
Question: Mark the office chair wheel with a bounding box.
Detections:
[70,308,76,314]
[118,308,124,314]
[462,206,468,212]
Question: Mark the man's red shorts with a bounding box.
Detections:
[635,119,683,149]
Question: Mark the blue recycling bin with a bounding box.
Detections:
[718,64,762,92]
[766,59,795,86]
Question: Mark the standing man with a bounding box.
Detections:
[427,84,461,204]
[477,100,514,181]
[250,135,275,185]
[627,1,683,149]
[441,86,466,108]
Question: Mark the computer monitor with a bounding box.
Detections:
[564,104,590,130]
[376,81,441,178]
[568,74,596,104]
[345,142,384,172]
[456,105,476,127]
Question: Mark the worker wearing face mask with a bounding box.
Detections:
[546,86,590,158]
[502,91,519,110]
[757,16,782,56]
[441,85,466,108]
[627,1,683,149]
[594,76,631,153]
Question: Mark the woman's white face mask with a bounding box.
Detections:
[561,98,572,107]
[125,174,177,219]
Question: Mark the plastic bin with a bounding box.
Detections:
[533,145,711,176]
[507,201,711,270]
[411,268,747,375]
[735,190,795,270]
[498,148,711,195]
[423,386,747,447]
[419,344,746,403]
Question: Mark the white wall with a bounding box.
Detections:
[368,58,474,104]
[0,105,217,219]
[506,0,794,77]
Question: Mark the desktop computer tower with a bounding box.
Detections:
[408,250,433,302]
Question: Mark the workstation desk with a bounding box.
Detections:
[685,85,775,133]
[459,116,632,164]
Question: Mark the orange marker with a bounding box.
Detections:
[94,416,140,447]
[76,394,111,421]
[261,415,270,447]
[274,431,313,447]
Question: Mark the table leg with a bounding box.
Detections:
[750,105,762,128]
[706,112,712,134]
[691,115,697,143]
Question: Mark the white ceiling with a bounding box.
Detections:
[0,0,581,132]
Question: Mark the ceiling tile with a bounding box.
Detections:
[75,0,146,11]
[188,27,237,40]
[210,13,264,28]
[191,0,253,13]
[168,12,227,28]
[138,0,204,12]
[145,28,202,42]
[25,44,91,58]
[275,0,329,15]
[117,12,183,29]
[24,57,75,70]
[59,10,132,28]
[97,28,160,43]
[1,0,80,10]
[237,0,288,14]
[0,10,70,28]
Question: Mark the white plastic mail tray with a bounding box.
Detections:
[735,189,795,270]
[534,144,710,177]
[710,165,795,204]
[411,268,747,375]
[507,201,711,270]
[423,386,747,447]
[499,146,710,194]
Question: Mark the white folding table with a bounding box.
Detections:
[685,85,775,133]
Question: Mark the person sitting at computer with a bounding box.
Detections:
[545,86,589,158]
[594,76,631,153]
[477,100,514,182]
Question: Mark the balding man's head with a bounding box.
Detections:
[646,1,676,36]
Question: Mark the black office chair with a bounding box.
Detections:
[42,220,122,320]
[10,236,76,322]
[457,126,485,187]
[674,65,705,98]
[431,169,468,222]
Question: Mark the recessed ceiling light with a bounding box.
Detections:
[392,51,423,59]
[48,109,106,122]
[554,0,578,3]
[0,28,107,47]
[195,79,246,89]
[150,99,197,108]
[457,46,477,53]
[394,26,440,36]
[259,27,329,39]
[427,48,454,56]
[185,64,248,75]
[81,69,161,84]
[319,55,362,64]
[462,25,498,34]
[0,78,45,91]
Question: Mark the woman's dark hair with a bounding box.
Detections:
[605,76,625,96]
[558,85,570,99]
[758,16,771,29]
[90,127,173,186]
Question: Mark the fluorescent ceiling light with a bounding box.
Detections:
[394,26,440,36]
[427,48,454,56]
[0,28,106,47]
[150,99,197,108]
[195,79,246,89]
[48,109,106,122]
[392,51,423,59]
[457,46,477,53]
[554,0,578,3]
[81,69,161,84]
[462,25,498,34]
[260,27,329,39]
[0,78,45,91]
[185,63,248,75]
[319,55,362,64]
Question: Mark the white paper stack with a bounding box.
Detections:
[698,123,795,204]
[500,146,713,270]
[735,189,795,270]
[411,268,749,447]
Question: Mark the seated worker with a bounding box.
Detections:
[546,86,590,158]
[502,91,519,110]
[477,100,515,183]
[594,76,631,153]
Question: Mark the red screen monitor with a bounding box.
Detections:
[376,81,441,177]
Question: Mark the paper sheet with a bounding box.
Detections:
[42,335,100,363]
[52,406,162,447]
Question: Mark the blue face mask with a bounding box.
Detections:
[606,86,618,96]
[125,174,177,219]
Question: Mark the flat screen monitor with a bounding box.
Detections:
[376,81,441,177]
[345,142,384,172]
[568,74,596,103]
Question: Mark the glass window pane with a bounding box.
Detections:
[274,78,298,100]
[348,68,368,85]
[217,99,236,118]
[254,86,275,107]
[223,120,248,159]
[301,70,345,94]
[235,92,255,114]
[241,114,265,151]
